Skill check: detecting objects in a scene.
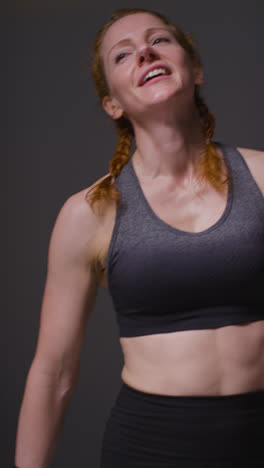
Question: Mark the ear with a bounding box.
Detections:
[102,95,124,120]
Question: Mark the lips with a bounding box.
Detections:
[138,64,172,87]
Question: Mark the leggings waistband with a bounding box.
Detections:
[101,383,264,466]
[121,381,264,410]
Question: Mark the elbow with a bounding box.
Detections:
[30,357,80,400]
[58,374,78,400]
[57,365,80,400]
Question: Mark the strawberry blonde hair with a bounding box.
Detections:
[85,8,230,213]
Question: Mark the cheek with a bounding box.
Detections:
[173,48,191,67]
[173,50,195,81]
[110,66,133,94]
[102,55,127,95]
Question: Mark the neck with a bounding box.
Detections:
[131,99,207,189]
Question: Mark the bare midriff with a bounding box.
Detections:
[92,145,264,397]
[119,322,264,396]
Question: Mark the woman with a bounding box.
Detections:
[15,8,264,468]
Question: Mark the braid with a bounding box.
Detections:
[109,123,133,176]
[85,119,133,213]
[87,8,231,214]
[85,94,230,214]
[194,91,231,193]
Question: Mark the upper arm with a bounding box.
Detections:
[237,147,264,196]
[33,192,101,385]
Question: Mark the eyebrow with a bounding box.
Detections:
[108,27,172,58]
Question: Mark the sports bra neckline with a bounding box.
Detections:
[126,142,233,237]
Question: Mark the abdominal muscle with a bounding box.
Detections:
[95,206,264,397]
[92,144,264,397]
[94,206,264,397]
[120,321,264,396]
[95,204,264,397]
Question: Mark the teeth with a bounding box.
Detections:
[143,68,168,84]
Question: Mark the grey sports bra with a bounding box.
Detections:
[106,142,264,338]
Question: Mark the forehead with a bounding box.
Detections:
[101,13,168,58]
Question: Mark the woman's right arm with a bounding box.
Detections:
[14,191,102,468]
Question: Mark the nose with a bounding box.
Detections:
[137,43,159,64]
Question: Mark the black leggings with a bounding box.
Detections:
[100,382,264,467]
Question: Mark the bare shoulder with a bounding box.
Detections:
[51,173,112,272]
[236,146,264,196]
[33,175,113,373]
[236,146,264,160]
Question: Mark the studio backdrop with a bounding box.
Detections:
[7,1,263,467]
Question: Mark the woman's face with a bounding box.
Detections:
[100,13,204,121]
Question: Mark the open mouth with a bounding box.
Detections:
[142,74,171,86]
[139,65,172,87]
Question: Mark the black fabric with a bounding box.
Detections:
[106,142,264,338]
[100,382,264,467]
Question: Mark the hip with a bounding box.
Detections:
[100,381,264,467]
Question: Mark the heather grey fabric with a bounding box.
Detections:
[106,142,264,337]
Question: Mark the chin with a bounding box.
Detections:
[142,79,183,97]
[145,88,182,106]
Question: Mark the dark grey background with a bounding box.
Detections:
[7,1,263,467]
